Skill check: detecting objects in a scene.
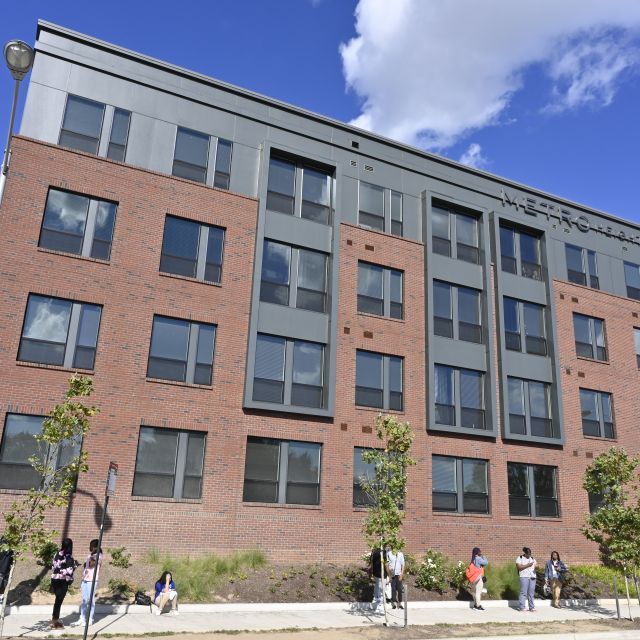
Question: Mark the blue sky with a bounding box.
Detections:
[1,0,639,222]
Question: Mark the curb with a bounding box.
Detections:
[431,633,640,640]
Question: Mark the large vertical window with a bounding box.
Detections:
[252,335,325,409]
[433,282,482,343]
[172,127,209,183]
[18,295,101,369]
[504,298,547,355]
[59,95,105,154]
[39,189,117,261]
[458,287,482,343]
[243,437,321,505]
[500,226,542,280]
[431,204,480,263]
[434,365,486,430]
[565,244,599,289]
[624,262,640,301]
[0,414,81,490]
[355,351,403,411]
[359,182,385,231]
[357,262,403,319]
[508,463,559,517]
[260,241,328,313]
[573,314,607,361]
[391,191,403,236]
[353,447,376,507]
[106,108,131,162]
[580,389,614,439]
[132,427,206,499]
[147,316,216,385]
[214,139,233,189]
[266,156,331,224]
[507,378,554,438]
[432,456,489,514]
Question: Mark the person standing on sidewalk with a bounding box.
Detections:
[544,551,568,608]
[386,546,405,610]
[71,539,102,627]
[516,547,537,612]
[470,547,488,611]
[369,547,384,612]
[50,538,78,629]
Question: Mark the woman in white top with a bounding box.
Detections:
[516,547,537,612]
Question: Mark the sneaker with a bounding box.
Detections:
[529,608,537,612]
[154,607,162,616]
[474,605,485,611]
[391,603,397,609]
[518,608,527,612]
[169,610,179,616]
[70,620,86,627]
[398,604,404,610]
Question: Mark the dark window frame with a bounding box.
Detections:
[433,281,483,344]
[624,261,640,301]
[432,455,489,514]
[507,377,556,440]
[58,94,105,155]
[634,328,640,369]
[503,297,548,356]
[434,364,487,431]
[431,203,481,264]
[355,350,404,411]
[106,108,132,162]
[353,447,380,508]
[357,261,404,319]
[565,244,599,289]
[358,181,404,237]
[580,388,615,439]
[500,225,543,281]
[572,313,607,362]
[507,462,559,518]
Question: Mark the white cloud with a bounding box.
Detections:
[340,0,640,150]
[458,143,488,170]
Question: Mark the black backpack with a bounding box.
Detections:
[134,591,152,606]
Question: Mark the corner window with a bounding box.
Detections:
[147,316,216,385]
[624,262,640,301]
[132,427,205,499]
[107,108,131,162]
[18,295,102,369]
[0,413,81,490]
[433,282,482,343]
[358,182,403,236]
[358,262,403,319]
[580,389,614,439]
[59,95,105,155]
[503,298,547,356]
[508,462,558,518]
[507,377,555,439]
[432,455,489,514]
[565,244,599,289]
[39,189,117,261]
[160,216,224,284]
[353,447,377,507]
[253,335,325,409]
[500,225,542,281]
[355,351,403,411]
[260,240,328,313]
[573,314,607,361]
[431,204,480,264]
[267,156,332,225]
[243,436,321,505]
[434,365,486,430]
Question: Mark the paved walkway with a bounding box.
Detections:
[1,598,639,637]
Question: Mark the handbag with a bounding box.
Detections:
[465,562,483,584]
[134,591,152,606]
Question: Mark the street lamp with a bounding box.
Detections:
[0,39,35,204]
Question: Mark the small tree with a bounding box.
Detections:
[359,414,415,622]
[0,375,98,636]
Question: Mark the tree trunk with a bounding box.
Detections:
[0,558,17,638]
[624,573,632,620]
[379,546,388,626]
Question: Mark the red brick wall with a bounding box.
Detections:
[1,138,639,566]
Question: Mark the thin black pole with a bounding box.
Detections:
[613,575,621,621]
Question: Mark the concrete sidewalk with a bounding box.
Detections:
[2,598,639,637]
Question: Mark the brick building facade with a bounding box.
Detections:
[1,22,640,564]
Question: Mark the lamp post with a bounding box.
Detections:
[0,39,35,205]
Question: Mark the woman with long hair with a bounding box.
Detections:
[154,571,179,615]
[50,538,78,629]
[470,547,488,611]
[544,551,568,608]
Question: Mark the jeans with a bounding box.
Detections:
[372,578,383,607]
[51,579,69,620]
[519,577,536,610]
[473,578,483,606]
[390,575,403,604]
[80,580,96,622]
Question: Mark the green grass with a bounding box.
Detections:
[144,549,266,602]
[572,564,640,597]
[483,563,521,600]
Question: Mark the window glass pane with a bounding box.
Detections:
[359,182,384,216]
[356,351,383,389]
[161,217,200,276]
[460,370,482,409]
[302,167,330,206]
[262,240,291,284]
[358,263,383,299]
[245,438,280,481]
[523,303,544,338]
[92,201,117,259]
[390,270,403,304]
[580,389,598,422]
[76,304,101,348]
[23,296,71,343]
[624,262,640,289]
[594,319,606,348]
[529,382,549,418]
[292,341,323,386]
[196,324,216,365]
[432,456,456,492]
[635,329,640,355]
[287,442,320,483]
[354,448,376,506]
[206,226,225,268]
[135,428,178,473]
[215,139,233,175]
[298,249,326,292]
[109,108,130,146]
[255,335,285,381]
[587,250,598,276]
[458,288,480,325]
[520,232,539,264]
[456,213,477,247]
[463,459,487,493]
[500,226,516,258]
[0,414,44,464]
[150,317,189,361]
[508,463,529,496]
[389,356,403,393]
[41,190,89,252]
[62,96,104,139]
[601,393,613,423]
[391,191,402,222]
[573,314,591,345]
[508,378,524,415]
[174,128,209,167]
[268,157,295,195]
[433,282,452,319]
[533,466,556,498]
[435,365,454,404]
[503,298,519,333]
[432,207,450,239]
[566,245,584,273]
[185,432,206,477]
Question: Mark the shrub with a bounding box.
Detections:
[483,563,520,600]
[109,546,132,569]
[448,559,468,589]
[38,576,52,593]
[572,564,639,597]
[108,578,137,598]
[35,541,58,567]
[415,550,449,593]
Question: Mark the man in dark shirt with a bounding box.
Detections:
[370,547,385,611]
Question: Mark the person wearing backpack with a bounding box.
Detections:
[466,547,488,610]
[50,538,79,629]
[516,547,538,612]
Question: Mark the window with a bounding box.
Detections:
[358,262,403,319]
[59,95,105,154]
[267,156,332,224]
[503,298,547,356]
[18,295,101,369]
[172,127,209,183]
[433,282,482,343]
[500,226,542,280]
[0,413,81,490]
[160,216,224,284]
[132,427,205,499]
[39,189,117,261]
[507,378,555,438]
[432,456,489,514]
[624,262,640,300]
[107,108,131,162]
[635,328,640,368]
[588,492,604,513]
[580,389,614,439]
[214,139,233,189]
[353,447,377,507]
[358,182,403,236]
[260,240,328,313]
[434,365,486,430]
[355,351,403,411]
[431,204,480,264]
[147,316,216,385]
[507,463,558,517]
[572,314,606,361]
[253,335,325,409]
[565,244,599,289]
[391,190,403,236]
[243,436,321,505]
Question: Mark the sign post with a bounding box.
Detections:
[83,462,117,640]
